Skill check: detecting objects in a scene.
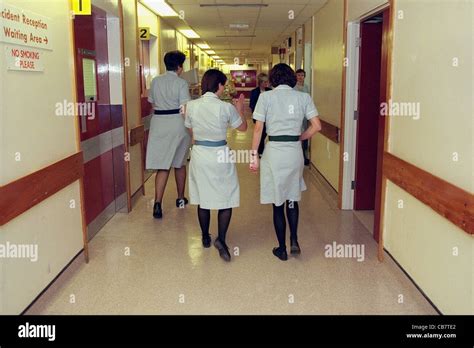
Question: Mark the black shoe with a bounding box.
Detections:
[214,238,231,262]
[202,234,211,248]
[153,202,162,219]
[304,158,310,166]
[176,197,189,208]
[290,240,301,255]
[272,247,288,261]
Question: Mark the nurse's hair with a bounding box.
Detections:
[201,69,227,94]
[269,63,297,88]
[164,50,186,71]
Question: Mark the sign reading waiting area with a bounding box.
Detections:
[0,2,52,50]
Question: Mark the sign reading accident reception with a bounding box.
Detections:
[0,2,53,50]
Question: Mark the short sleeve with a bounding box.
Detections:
[304,93,319,120]
[178,80,191,106]
[253,93,267,122]
[184,102,192,128]
[227,103,243,129]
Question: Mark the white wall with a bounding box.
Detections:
[0,0,84,314]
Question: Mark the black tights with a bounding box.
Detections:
[272,201,299,249]
[197,206,232,244]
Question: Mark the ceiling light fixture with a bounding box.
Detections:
[206,50,216,55]
[180,29,200,39]
[140,0,178,17]
[198,43,211,49]
[200,3,268,7]
[229,23,250,30]
[216,35,256,38]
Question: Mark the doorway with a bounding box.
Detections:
[341,8,391,240]
[73,5,128,240]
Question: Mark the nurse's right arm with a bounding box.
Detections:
[184,103,194,141]
[233,94,247,132]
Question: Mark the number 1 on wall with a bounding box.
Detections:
[72,0,91,15]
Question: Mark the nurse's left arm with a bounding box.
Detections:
[183,104,194,141]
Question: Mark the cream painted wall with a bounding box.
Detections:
[312,0,343,127]
[137,2,158,37]
[311,133,340,191]
[137,3,160,79]
[122,0,143,195]
[384,183,473,314]
[159,19,177,68]
[0,0,83,313]
[389,0,472,193]
[310,0,344,191]
[348,0,388,21]
[384,0,473,314]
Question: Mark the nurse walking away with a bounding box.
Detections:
[147,51,191,219]
[250,63,322,261]
[185,69,247,262]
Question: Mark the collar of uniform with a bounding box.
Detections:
[166,71,178,76]
[275,84,293,90]
[203,92,219,98]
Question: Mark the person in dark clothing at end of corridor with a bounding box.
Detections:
[249,73,272,156]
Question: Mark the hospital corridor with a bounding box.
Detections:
[0,0,472,345]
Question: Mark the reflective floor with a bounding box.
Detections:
[26,108,437,315]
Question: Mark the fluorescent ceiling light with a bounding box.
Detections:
[141,0,178,17]
[200,3,268,7]
[206,50,216,55]
[180,29,200,39]
[198,44,211,49]
[212,56,220,59]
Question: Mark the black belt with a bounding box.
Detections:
[154,109,181,115]
[268,135,300,142]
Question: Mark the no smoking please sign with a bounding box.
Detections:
[5,45,44,71]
